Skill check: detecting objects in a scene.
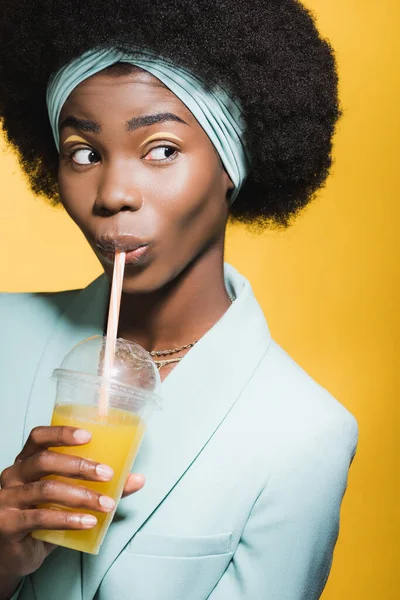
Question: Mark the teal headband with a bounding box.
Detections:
[46,47,250,204]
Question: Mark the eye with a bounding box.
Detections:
[70,148,100,165]
[145,145,178,162]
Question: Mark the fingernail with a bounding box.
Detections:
[132,474,145,484]
[96,464,114,479]
[99,496,116,511]
[73,429,92,442]
[80,515,97,528]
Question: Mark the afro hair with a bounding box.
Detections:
[0,0,341,229]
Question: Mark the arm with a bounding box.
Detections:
[208,416,359,600]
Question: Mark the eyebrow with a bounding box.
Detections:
[59,116,100,134]
[59,112,189,135]
[126,112,188,131]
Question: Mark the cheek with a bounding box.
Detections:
[158,151,228,251]
[58,165,95,227]
[163,146,226,213]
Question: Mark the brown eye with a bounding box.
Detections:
[71,148,100,165]
[145,146,178,161]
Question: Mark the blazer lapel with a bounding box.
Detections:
[82,264,271,599]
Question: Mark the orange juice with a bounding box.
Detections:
[32,403,146,554]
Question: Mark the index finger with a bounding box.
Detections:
[16,426,92,461]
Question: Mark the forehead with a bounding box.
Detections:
[59,67,195,124]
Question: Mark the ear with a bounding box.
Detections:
[222,169,235,192]
[222,170,235,204]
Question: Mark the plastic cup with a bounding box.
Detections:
[32,335,161,554]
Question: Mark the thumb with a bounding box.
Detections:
[121,473,145,498]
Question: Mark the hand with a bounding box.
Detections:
[0,426,145,582]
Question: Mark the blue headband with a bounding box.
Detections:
[46,47,250,204]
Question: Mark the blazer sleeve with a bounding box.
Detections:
[207,415,359,600]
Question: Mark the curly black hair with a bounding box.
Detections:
[0,0,341,229]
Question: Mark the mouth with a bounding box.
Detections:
[96,234,151,266]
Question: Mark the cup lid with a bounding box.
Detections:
[52,335,161,403]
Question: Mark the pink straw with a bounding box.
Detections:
[99,251,126,418]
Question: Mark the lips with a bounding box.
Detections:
[95,234,150,265]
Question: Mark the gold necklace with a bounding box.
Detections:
[150,296,235,370]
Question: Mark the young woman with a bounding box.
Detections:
[0,1,358,598]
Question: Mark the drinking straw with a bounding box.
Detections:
[99,251,126,418]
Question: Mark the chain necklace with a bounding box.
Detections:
[150,296,235,370]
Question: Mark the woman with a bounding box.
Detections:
[0,0,358,598]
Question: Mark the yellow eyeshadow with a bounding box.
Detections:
[63,135,89,144]
[139,132,183,148]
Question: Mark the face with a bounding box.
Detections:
[57,66,234,294]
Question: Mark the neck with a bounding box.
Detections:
[116,246,231,353]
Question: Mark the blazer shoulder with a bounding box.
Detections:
[248,339,359,455]
[0,288,80,345]
[0,288,79,313]
[268,339,356,416]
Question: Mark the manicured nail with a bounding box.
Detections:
[80,515,97,528]
[73,429,92,443]
[96,464,114,479]
[99,496,115,511]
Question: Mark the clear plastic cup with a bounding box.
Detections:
[32,335,161,554]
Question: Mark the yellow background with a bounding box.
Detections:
[0,1,398,597]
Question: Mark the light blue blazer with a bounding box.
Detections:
[0,263,358,600]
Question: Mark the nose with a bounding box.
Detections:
[94,160,143,216]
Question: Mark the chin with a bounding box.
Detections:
[114,263,173,296]
[100,250,159,294]
[100,247,199,297]
[121,258,196,298]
